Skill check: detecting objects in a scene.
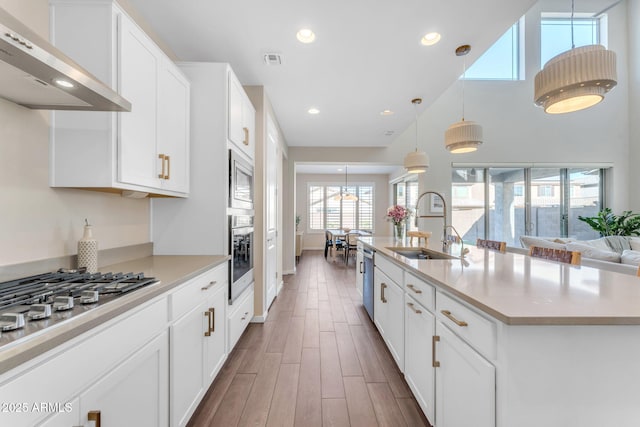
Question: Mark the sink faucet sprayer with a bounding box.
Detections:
[414,191,466,258]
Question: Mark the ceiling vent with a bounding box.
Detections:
[263,53,282,65]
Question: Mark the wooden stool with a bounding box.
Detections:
[407,231,432,246]
[529,246,581,265]
[476,238,507,253]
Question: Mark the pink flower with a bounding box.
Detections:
[386,205,411,225]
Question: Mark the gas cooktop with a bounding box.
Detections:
[0,268,159,346]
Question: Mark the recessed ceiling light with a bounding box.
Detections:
[421,32,441,46]
[337,168,343,172]
[380,109,394,116]
[53,78,74,88]
[296,28,316,43]
[308,107,320,114]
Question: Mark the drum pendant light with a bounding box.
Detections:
[445,45,483,154]
[334,165,358,201]
[534,0,617,114]
[403,98,430,174]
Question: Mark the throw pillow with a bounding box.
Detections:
[519,236,566,250]
[565,242,621,263]
[621,250,640,266]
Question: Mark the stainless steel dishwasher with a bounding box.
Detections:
[362,247,375,321]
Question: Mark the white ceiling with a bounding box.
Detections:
[128,0,536,147]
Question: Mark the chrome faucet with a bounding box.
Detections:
[414,190,466,258]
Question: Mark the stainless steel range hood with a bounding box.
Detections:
[0,6,131,111]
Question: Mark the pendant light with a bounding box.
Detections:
[403,98,430,174]
[333,165,358,201]
[534,0,617,114]
[444,45,483,154]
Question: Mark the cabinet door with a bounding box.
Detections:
[383,279,404,371]
[435,322,495,427]
[118,16,160,189]
[158,60,190,194]
[36,398,79,426]
[242,96,256,159]
[228,71,244,147]
[373,267,388,337]
[170,304,206,427]
[204,284,227,386]
[79,331,168,427]
[404,296,435,423]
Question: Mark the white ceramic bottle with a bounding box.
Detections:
[78,219,98,273]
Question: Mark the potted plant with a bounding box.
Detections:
[577,208,640,236]
[295,214,301,231]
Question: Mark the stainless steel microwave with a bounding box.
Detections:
[229,149,254,210]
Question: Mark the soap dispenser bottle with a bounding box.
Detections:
[78,219,98,273]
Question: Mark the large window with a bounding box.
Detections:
[394,180,419,231]
[464,19,522,80]
[541,15,601,67]
[308,184,374,232]
[452,166,606,247]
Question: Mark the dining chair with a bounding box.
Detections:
[324,230,343,259]
[344,233,358,265]
[529,245,581,265]
[476,238,507,253]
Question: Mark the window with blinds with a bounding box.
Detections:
[307,183,375,232]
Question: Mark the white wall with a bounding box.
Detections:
[629,0,640,210]
[295,173,393,251]
[0,0,150,267]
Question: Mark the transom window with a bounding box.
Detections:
[464,18,522,80]
[308,184,374,232]
[541,15,601,67]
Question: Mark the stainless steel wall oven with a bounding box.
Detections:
[229,214,254,302]
[229,149,254,211]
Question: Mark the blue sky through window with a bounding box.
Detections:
[541,18,599,66]
[465,22,520,80]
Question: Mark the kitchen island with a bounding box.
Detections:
[360,236,640,427]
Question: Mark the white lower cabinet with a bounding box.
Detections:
[227,284,254,352]
[404,294,436,423]
[79,331,169,427]
[435,322,495,427]
[170,265,228,427]
[373,267,404,371]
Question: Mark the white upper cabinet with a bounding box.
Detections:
[49,0,190,197]
[228,70,255,160]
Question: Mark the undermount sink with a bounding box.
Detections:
[385,247,458,260]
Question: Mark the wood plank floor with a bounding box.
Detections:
[187,250,432,427]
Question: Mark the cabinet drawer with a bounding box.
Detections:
[436,292,496,360]
[228,285,254,352]
[375,254,403,286]
[171,265,228,320]
[404,272,435,312]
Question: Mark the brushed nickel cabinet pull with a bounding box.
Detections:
[201,280,217,291]
[209,307,215,333]
[381,283,387,303]
[158,153,166,179]
[165,155,170,180]
[204,310,212,336]
[407,284,422,294]
[441,310,468,327]
[88,410,101,427]
[406,302,422,314]
[243,127,249,145]
[432,336,440,368]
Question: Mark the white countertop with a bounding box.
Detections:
[0,255,229,374]
[360,236,640,325]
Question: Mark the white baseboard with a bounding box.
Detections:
[251,313,267,323]
[284,269,296,275]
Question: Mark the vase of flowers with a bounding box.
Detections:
[386,205,411,242]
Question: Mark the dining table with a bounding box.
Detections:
[326,229,371,262]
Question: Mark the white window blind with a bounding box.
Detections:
[307,183,375,232]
